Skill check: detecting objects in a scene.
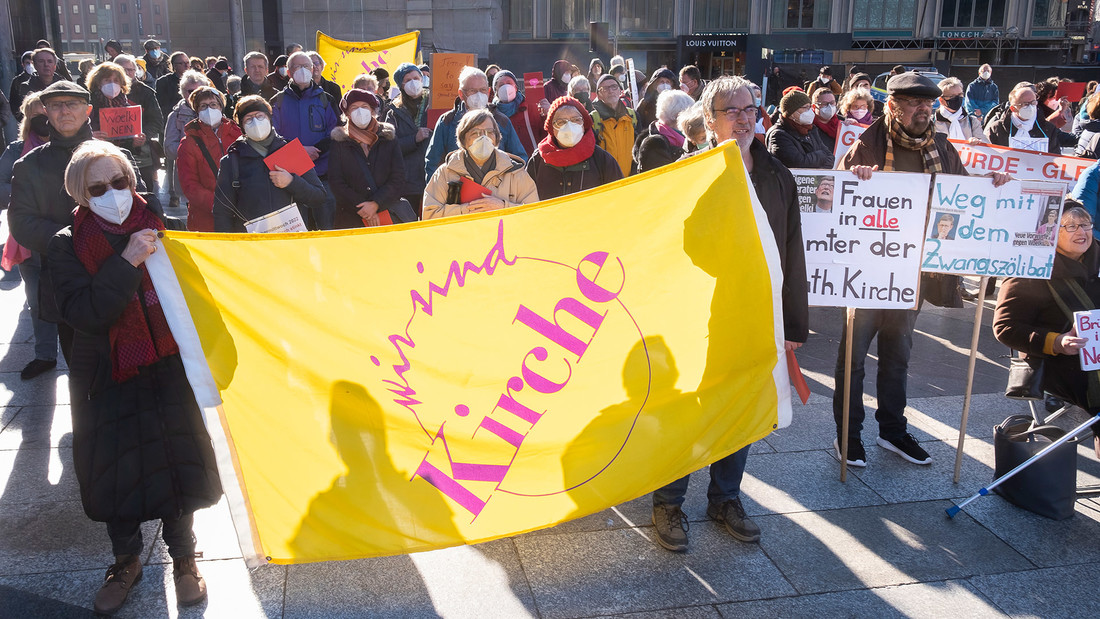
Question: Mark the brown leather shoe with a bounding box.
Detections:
[173,553,207,606]
[93,554,143,615]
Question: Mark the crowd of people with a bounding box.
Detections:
[3,35,1100,615]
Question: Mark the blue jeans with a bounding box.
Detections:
[18,254,59,362]
[832,308,920,442]
[652,445,749,507]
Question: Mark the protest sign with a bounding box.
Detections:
[317,31,420,96]
[1008,135,1049,154]
[263,138,315,177]
[430,52,477,111]
[523,72,545,105]
[921,175,1064,279]
[1056,81,1087,102]
[626,58,639,106]
[794,169,930,309]
[833,123,865,163]
[950,139,1093,193]
[99,106,142,139]
[243,203,308,234]
[1075,310,1100,371]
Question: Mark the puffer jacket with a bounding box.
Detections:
[766,118,834,169]
[423,148,539,219]
[270,82,340,176]
[177,117,243,231]
[1075,118,1100,159]
[964,77,999,118]
[327,122,406,229]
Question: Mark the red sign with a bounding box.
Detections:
[523,72,546,105]
[263,138,315,177]
[99,105,142,139]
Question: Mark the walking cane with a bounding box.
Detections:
[946,412,1100,518]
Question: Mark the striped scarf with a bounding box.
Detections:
[884,109,942,174]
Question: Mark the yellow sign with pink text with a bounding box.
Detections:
[151,143,792,564]
[316,30,420,97]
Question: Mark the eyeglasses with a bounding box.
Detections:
[713,105,759,121]
[87,176,130,197]
[1016,102,1038,109]
[1061,223,1093,233]
[597,84,621,93]
[45,100,86,113]
[466,128,495,139]
[551,117,583,129]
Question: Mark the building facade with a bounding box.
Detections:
[55,0,172,58]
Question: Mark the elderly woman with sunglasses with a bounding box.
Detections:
[47,140,222,615]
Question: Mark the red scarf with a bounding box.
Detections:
[536,129,596,167]
[72,195,178,382]
[813,114,840,138]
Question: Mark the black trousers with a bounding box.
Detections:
[106,512,196,559]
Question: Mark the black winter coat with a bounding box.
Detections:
[385,96,430,198]
[327,123,407,229]
[212,133,328,232]
[986,113,1072,154]
[632,121,684,174]
[525,143,622,200]
[765,119,834,169]
[48,222,222,522]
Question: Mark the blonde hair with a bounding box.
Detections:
[64,140,138,207]
[840,87,875,116]
[18,92,45,142]
[86,61,131,96]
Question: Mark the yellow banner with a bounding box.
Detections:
[315,30,420,96]
[159,143,791,564]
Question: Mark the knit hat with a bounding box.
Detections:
[340,88,380,114]
[234,95,272,126]
[543,96,593,135]
[596,73,619,91]
[393,62,419,87]
[782,85,804,97]
[143,39,159,51]
[493,69,518,91]
[780,89,812,116]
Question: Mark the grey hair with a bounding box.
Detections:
[178,70,212,99]
[656,90,695,126]
[458,66,487,90]
[939,77,963,93]
[455,108,500,149]
[568,75,591,95]
[1063,206,1091,223]
[1009,83,1036,104]
[306,51,324,67]
[677,101,707,141]
[839,87,874,115]
[699,76,753,123]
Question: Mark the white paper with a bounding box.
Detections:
[243,203,308,234]
[1075,310,1100,371]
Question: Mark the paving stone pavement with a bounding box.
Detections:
[1,210,1098,617]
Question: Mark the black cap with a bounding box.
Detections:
[820,65,832,76]
[418,64,429,72]
[104,40,121,52]
[273,55,288,68]
[144,39,159,50]
[215,59,229,71]
[371,67,389,80]
[39,80,90,103]
[887,73,941,99]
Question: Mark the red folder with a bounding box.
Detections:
[460,177,491,203]
[787,349,810,405]
[263,138,315,176]
[362,211,393,227]
[1055,81,1087,103]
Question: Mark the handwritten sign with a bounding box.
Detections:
[794,169,931,309]
[523,72,545,105]
[921,175,1064,279]
[99,105,142,139]
[1075,310,1100,371]
[833,123,866,163]
[430,53,477,111]
[950,139,1094,194]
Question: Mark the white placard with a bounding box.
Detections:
[921,175,1064,279]
[243,203,308,234]
[1009,135,1049,154]
[833,123,866,164]
[1075,310,1100,371]
[794,169,932,309]
[950,139,1093,193]
[626,58,639,108]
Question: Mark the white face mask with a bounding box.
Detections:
[388,85,400,100]
[422,75,431,88]
[980,71,991,80]
[797,109,816,125]
[135,68,146,81]
[497,84,516,103]
[656,83,671,93]
[199,108,222,127]
[244,116,271,141]
[24,63,35,74]
[561,72,572,83]
[101,82,122,99]
[278,67,288,78]
[292,67,312,86]
[88,188,133,225]
[468,134,495,162]
[555,121,584,147]
[465,92,489,110]
[818,104,836,121]
[1015,104,1036,121]
[819,75,830,84]
[404,79,424,97]
[753,96,762,107]
[350,107,372,128]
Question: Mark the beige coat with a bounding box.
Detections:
[423,148,540,219]
[934,111,988,143]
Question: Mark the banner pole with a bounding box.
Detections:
[954,275,989,483]
[841,307,855,482]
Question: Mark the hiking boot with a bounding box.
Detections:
[877,433,932,465]
[93,554,143,615]
[20,358,56,380]
[651,504,689,552]
[173,553,207,606]
[834,438,867,467]
[706,498,761,543]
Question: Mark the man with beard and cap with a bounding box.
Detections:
[590,73,638,177]
[650,75,808,553]
[986,83,1062,155]
[492,69,545,155]
[834,72,1010,469]
[766,89,833,169]
[545,60,573,103]
[268,55,290,91]
[635,67,677,128]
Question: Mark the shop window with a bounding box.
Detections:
[853,0,916,35]
[551,0,602,38]
[692,0,749,32]
[1032,0,1067,28]
[507,0,534,39]
[620,0,674,35]
[772,0,831,31]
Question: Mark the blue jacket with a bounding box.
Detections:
[270,82,339,176]
[1070,161,1100,240]
[964,78,999,118]
[424,99,527,184]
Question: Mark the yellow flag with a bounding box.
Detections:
[156,142,791,564]
[315,30,420,95]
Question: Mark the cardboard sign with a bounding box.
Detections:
[1009,135,1049,154]
[1075,310,1100,371]
[430,53,477,111]
[833,123,866,163]
[263,138,315,177]
[523,72,545,105]
[1056,81,1088,103]
[921,175,1064,279]
[794,169,931,309]
[949,139,1094,193]
[99,105,142,139]
[244,203,308,234]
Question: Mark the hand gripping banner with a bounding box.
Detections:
[316,30,420,96]
[148,142,791,564]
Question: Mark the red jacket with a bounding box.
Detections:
[177,118,242,231]
[509,102,546,155]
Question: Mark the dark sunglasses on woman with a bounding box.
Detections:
[87,176,130,198]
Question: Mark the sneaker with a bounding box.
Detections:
[877,433,932,465]
[706,498,760,543]
[93,554,143,615]
[651,504,689,552]
[20,358,56,380]
[173,553,207,606]
[834,438,867,467]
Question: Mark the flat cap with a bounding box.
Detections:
[887,72,941,99]
[39,80,90,102]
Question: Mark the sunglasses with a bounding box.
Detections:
[87,176,130,197]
